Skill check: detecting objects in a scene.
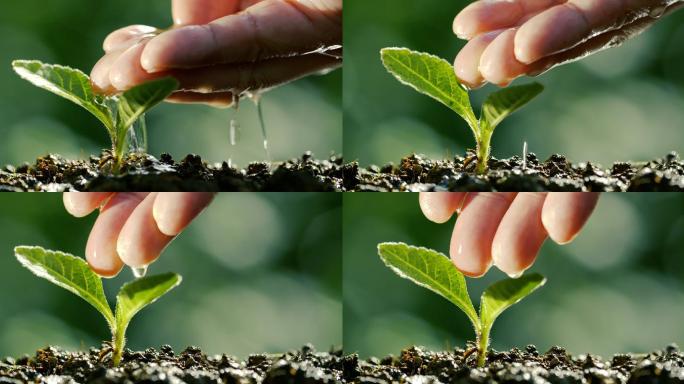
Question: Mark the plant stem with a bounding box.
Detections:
[476,327,491,368]
[475,128,494,175]
[112,326,125,367]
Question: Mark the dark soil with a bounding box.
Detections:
[350,344,684,383]
[2,344,682,384]
[353,151,684,192]
[0,344,350,384]
[2,150,683,192]
[0,151,355,192]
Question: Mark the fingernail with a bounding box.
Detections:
[452,242,486,277]
[109,71,127,90]
[492,241,523,278]
[86,247,122,278]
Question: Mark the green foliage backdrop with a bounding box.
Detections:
[0,0,341,168]
[0,193,341,358]
[344,193,684,358]
[344,0,684,167]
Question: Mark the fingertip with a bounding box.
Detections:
[141,27,198,73]
[116,193,174,268]
[541,206,573,244]
[450,238,492,278]
[479,28,527,86]
[103,25,158,52]
[513,23,540,65]
[63,192,112,217]
[153,195,181,236]
[491,238,526,278]
[63,192,88,218]
[90,53,121,94]
[85,229,124,278]
[419,192,465,224]
[109,40,152,91]
[453,11,475,40]
[153,192,215,236]
[542,192,600,245]
[515,4,589,65]
[454,30,501,89]
[88,261,122,279]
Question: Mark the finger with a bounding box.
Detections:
[526,3,682,76]
[515,0,656,64]
[170,53,341,93]
[542,192,600,244]
[454,30,503,89]
[491,193,548,277]
[85,193,148,277]
[108,37,163,91]
[453,0,564,39]
[141,0,342,72]
[63,192,113,217]
[172,0,241,25]
[419,192,467,224]
[91,50,125,94]
[479,28,530,86]
[166,91,235,108]
[153,193,215,236]
[450,193,517,277]
[103,25,159,53]
[117,193,174,268]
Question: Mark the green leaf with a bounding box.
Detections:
[480,83,543,133]
[377,242,479,329]
[13,246,115,328]
[114,272,181,333]
[116,77,179,134]
[380,48,478,130]
[11,60,115,132]
[479,273,546,333]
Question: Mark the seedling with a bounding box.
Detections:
[14,246,181,366]
[380,48,543,174]
[377,242,545,367]
[11,60,178,170]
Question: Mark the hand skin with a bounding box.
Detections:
[63,192,215,277]
[453,0,684,88]
[91,0,342,107]
[419,192,600,278]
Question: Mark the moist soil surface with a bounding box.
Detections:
[354,151,684,192]
[2,344,683,384]
[2,151,683,192]
[0,151,354,192]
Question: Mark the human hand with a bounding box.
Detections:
[452,0,683,88]
[419,192,599,278]
[91,0,342,107]
[63,192,215,277]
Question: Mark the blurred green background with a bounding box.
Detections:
[344,193,684,358]
[0,193,341,358]
[0,1,341,168]
[344,0,684,167]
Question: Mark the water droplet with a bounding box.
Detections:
[227,107,241,169]
[248,92,271,163]
[230,119,239,146]
[131,266,148,278]
[522,141,528,170]
[128,113,148,153]
[650,5,666,18]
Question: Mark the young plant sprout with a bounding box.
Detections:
[12,60,178,170]
[14,246,181,367]
[380,48,543,174]
[377,242,545,367]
